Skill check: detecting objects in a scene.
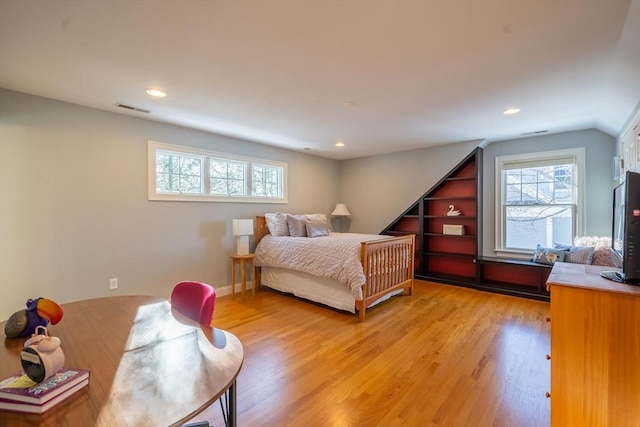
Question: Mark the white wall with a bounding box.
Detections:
[338,129,616,256]
[338,140,482,233]
[616,102,640,177]
[483,129,616,255]
[0,88,624,322]
[0,89,340,321]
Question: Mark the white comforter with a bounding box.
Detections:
[255,233,389,300]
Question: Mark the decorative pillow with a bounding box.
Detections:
[306,220,329,238]
[533,245,568,265]
[554,244,595,265]
[592,247,623,268]
[286,214,308,237]
[574,236,611,249]
[265,212,289,236]
[305,214,328,224]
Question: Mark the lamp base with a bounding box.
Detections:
[236,236,250,255]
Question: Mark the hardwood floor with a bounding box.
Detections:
[187,280,551,427]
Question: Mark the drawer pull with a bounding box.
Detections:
[546,354,551,360]
[545,317,551,323]
[545,392,551,399]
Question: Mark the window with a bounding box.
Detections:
[251,163,283,199]
[209,158,247,196]
[148,141,287,203]
[155,150,203,194]
[495,148,585,255]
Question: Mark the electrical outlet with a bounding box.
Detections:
[110,278,118,290]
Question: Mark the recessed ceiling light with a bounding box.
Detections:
[335,141,345,147]
[146,89,167,98]
[503,108,521,115]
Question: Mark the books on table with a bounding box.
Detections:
[0,368,89,414]
[0,378,89,414]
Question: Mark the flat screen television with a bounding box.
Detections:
[603,170,640,284]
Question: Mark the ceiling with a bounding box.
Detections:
[1,1,639,160]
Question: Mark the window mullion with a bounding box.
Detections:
[203,157,211,194]
[247,163,253,197]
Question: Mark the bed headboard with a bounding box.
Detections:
[256,216,268,244]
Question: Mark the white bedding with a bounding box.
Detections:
[254,232,389,300]
[261,267,356,312]
[261,267,404,313]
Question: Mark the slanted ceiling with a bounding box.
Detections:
[0,0,638,159]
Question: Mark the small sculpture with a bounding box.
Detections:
[447,205,461,216]
[4,298,64,338]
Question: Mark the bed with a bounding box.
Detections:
[254,214,415,321]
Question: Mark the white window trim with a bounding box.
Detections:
[494,147,585,258]
[148,140,288,203]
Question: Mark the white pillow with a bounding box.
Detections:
[305,214,328,224]
[286,214,308,237]
[265,212,289,236]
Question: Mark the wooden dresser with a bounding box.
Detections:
[546,262,640,426]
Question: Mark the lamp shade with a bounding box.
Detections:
[331,204,351,216]
[232,219,254,236]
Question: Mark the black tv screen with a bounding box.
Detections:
[609,171,640,283]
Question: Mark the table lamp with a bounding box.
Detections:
[232,219,254,255]
[331,204,351,232]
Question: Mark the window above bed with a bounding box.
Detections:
[148,141,288,203]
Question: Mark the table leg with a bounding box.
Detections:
[239,259,246,295]
[231,260,236,296]
[229,381,237,427]
[251,260,256,295]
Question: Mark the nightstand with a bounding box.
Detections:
[230,253,256,296]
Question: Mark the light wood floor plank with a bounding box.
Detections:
[187,280,551,427]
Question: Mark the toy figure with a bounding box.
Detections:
[4,298,64,338]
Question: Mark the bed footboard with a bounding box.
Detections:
[357,234,415,321]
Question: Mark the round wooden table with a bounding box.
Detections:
[0,295,244,427]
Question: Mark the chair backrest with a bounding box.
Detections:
[170,281,216,326]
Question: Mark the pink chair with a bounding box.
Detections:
[170,281,216,326]
[171,281,224,427]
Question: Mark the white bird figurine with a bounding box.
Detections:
[447,205,461,216]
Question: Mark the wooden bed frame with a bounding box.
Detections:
[255,216,415,321]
